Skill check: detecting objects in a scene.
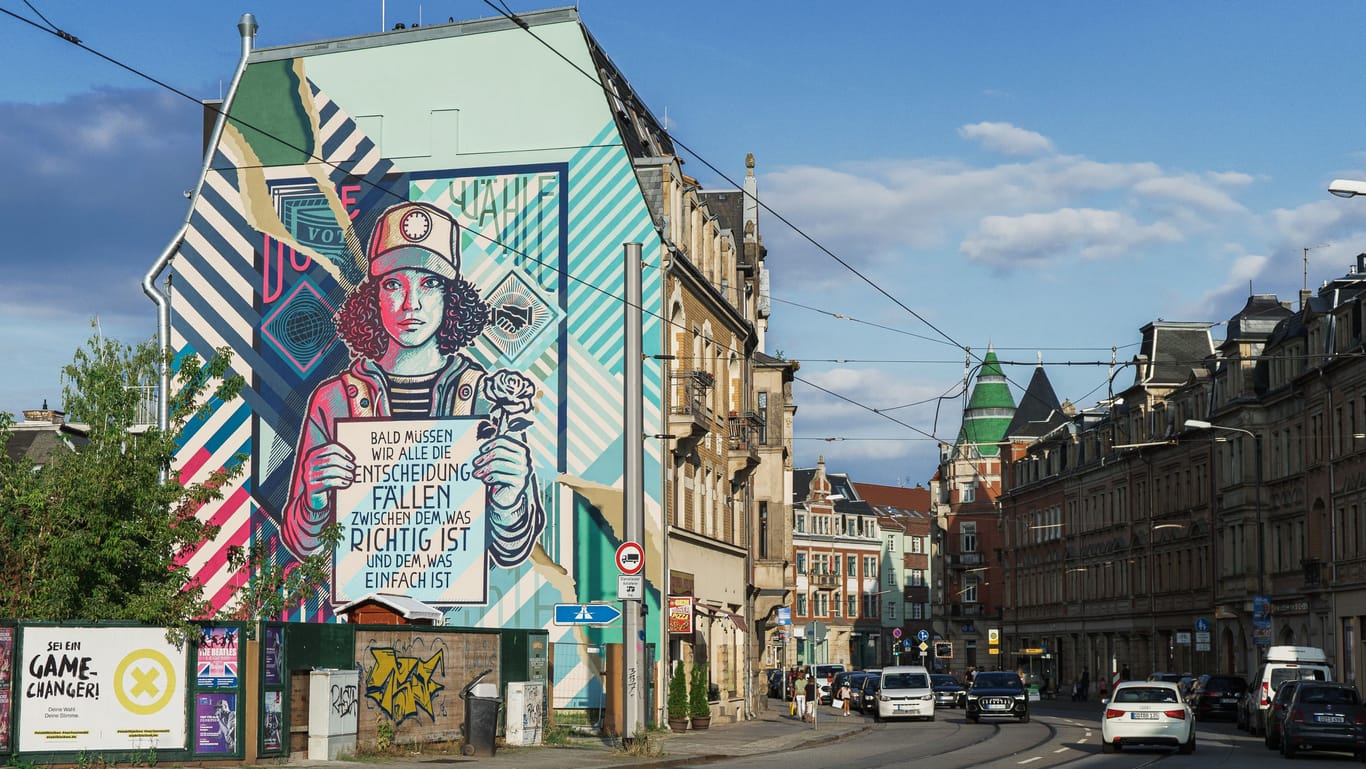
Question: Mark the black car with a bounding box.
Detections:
[1186,674,1246,721]
[966,671,1029,723]
[1278,682,1366,759]
[1263,679,1306,751]
[931,673,967,708]
[858,673,882,713]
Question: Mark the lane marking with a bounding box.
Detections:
[1018,758,1042,765]
[1053,747,1068,753]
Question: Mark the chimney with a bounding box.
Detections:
[21,407,64,425]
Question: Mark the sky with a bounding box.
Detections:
[7,2,1366,487]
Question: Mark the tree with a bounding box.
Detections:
[689,659,710,718]
[667,659,688,721]
[0,327,332,644]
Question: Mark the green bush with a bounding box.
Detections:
[668,660,688,719]
[689,660,710,718]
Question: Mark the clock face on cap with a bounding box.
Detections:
[400,209,432,241]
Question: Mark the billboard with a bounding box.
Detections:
[19,627,187,751]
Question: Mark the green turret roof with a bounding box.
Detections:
[956,348,1016,457]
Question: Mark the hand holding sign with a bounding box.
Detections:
[301,441,356,511]
[474,434,531,510]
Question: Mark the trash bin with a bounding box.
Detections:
[461,669,501,757]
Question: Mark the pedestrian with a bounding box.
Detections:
[1079,667,1090,702]
[1120,664,1131,682]
[804,672,817,721]
[838,679,853,717]
[794,668,809,721]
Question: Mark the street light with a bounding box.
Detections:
[1329,178,1366,198]
[1184,419,1264,596]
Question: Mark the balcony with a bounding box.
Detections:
[809,574,839,590]
[949,604,983,618]
[727,411,763,482]
[947,552,984,567]
[903,585,928,603]
[1303,558,1324,589]
[668,370,714,457]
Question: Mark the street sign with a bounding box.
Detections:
[988,628,1000,644]
[1175,631,1192,646]
[918,642,929,653]
[554,603,622,626]
[1195,617,1210,632]
[916,629,930,642]
[618,574,643,600]
[615,541,644,575]
[934,642,953,658]
[892,628,902,639]
[1195,631,1211,652]
[777,607,792,626]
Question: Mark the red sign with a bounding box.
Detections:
[615,541,644,575]
[668,596,694,635]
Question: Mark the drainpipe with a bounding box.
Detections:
[142,13,257,434]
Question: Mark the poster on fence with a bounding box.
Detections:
[0,627,11,752]
[19,627,187,751]
[196,627,239,688]
[194,693,237,755]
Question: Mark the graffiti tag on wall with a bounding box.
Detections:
[364,647,445,723]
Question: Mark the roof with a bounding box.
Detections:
[956,348,1015,457]
[1133,321,1214,386]
[1003,365,1067,440]
[334,593,444,622]
[4,422,89,464]
[853,482,930,512]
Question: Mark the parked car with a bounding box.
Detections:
[1239,645,1332,736]
[930,673,967,708]
[966,671,1029,723]
[858,672,881,713]
[1263,679,1307,751]
[1101,680,1194,754]
[813,663,846,705]
[1185,674,1246,721]
[875,665,935,722]
[1277,682,1366,759]
[765,669,785,699]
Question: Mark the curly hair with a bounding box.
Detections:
[336,273,490,361]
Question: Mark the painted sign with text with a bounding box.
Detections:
[333,417,487,603]
[19,627,187,752]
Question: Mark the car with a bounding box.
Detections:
[1263,679,1306,750]
[1185,674,1246,721]
[965,671,1029,723]
[765,669,786,699]
[1278,682,1366,759]
[1147,671,1185,684]
[1239,645,1332,736]
[930,673,967,708]
[1100,680,1195,754]
[875,665,935,722]
[812,663,846,704]
[858,672,881,713]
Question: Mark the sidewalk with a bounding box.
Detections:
[293,702,871,769]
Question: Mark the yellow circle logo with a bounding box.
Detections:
[114,649,177,715]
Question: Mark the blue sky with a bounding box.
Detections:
[6,1,1366,486]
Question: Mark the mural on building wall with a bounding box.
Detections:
[167,44,663,709]
[364,645,444,724]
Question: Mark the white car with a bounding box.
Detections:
[1101,680,1195,754]
[875,666,935,722]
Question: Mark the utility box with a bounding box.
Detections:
[308,669,359,760]
[505,682,546,746]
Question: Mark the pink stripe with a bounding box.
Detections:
[202,522,253,613]
[178,447,213,484]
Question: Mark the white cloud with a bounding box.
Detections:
[1133,175,1248,216]
[960,208,1184,266]
[958,122,1055,156]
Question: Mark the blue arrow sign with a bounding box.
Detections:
[917,629,930,642]
[554,603,622,626]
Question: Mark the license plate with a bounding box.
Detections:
[985,702,1006,711]
[1221,698,1237,703]
[896,704,913,712]
[1317,714,1345,724]
[1131,712,1158,720]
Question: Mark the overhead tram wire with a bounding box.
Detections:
[8,5,1173,440]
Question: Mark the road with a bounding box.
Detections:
[671,698,1361,769]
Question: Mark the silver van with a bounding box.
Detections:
[876,665,935,722]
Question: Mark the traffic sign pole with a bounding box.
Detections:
[622,242,644,742]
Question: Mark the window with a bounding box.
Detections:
[757,391,769,444]
[832,592,842,617]
[815,592,829,617]
[887,601,897,620]
[911,603,924,619]
[962,522,978,553]
[865,556,878,577]
[797,594,807,616]
[759,502,769,558]
[911,536,923,554]
[962,483,975,503]
[795,514,805,534]
[796,552,807,575]
[847,555,857,575]
[910,568,925,587]
[962,577,979,603]
[847,594,858,617]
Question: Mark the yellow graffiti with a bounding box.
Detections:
[364,647,445,723]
